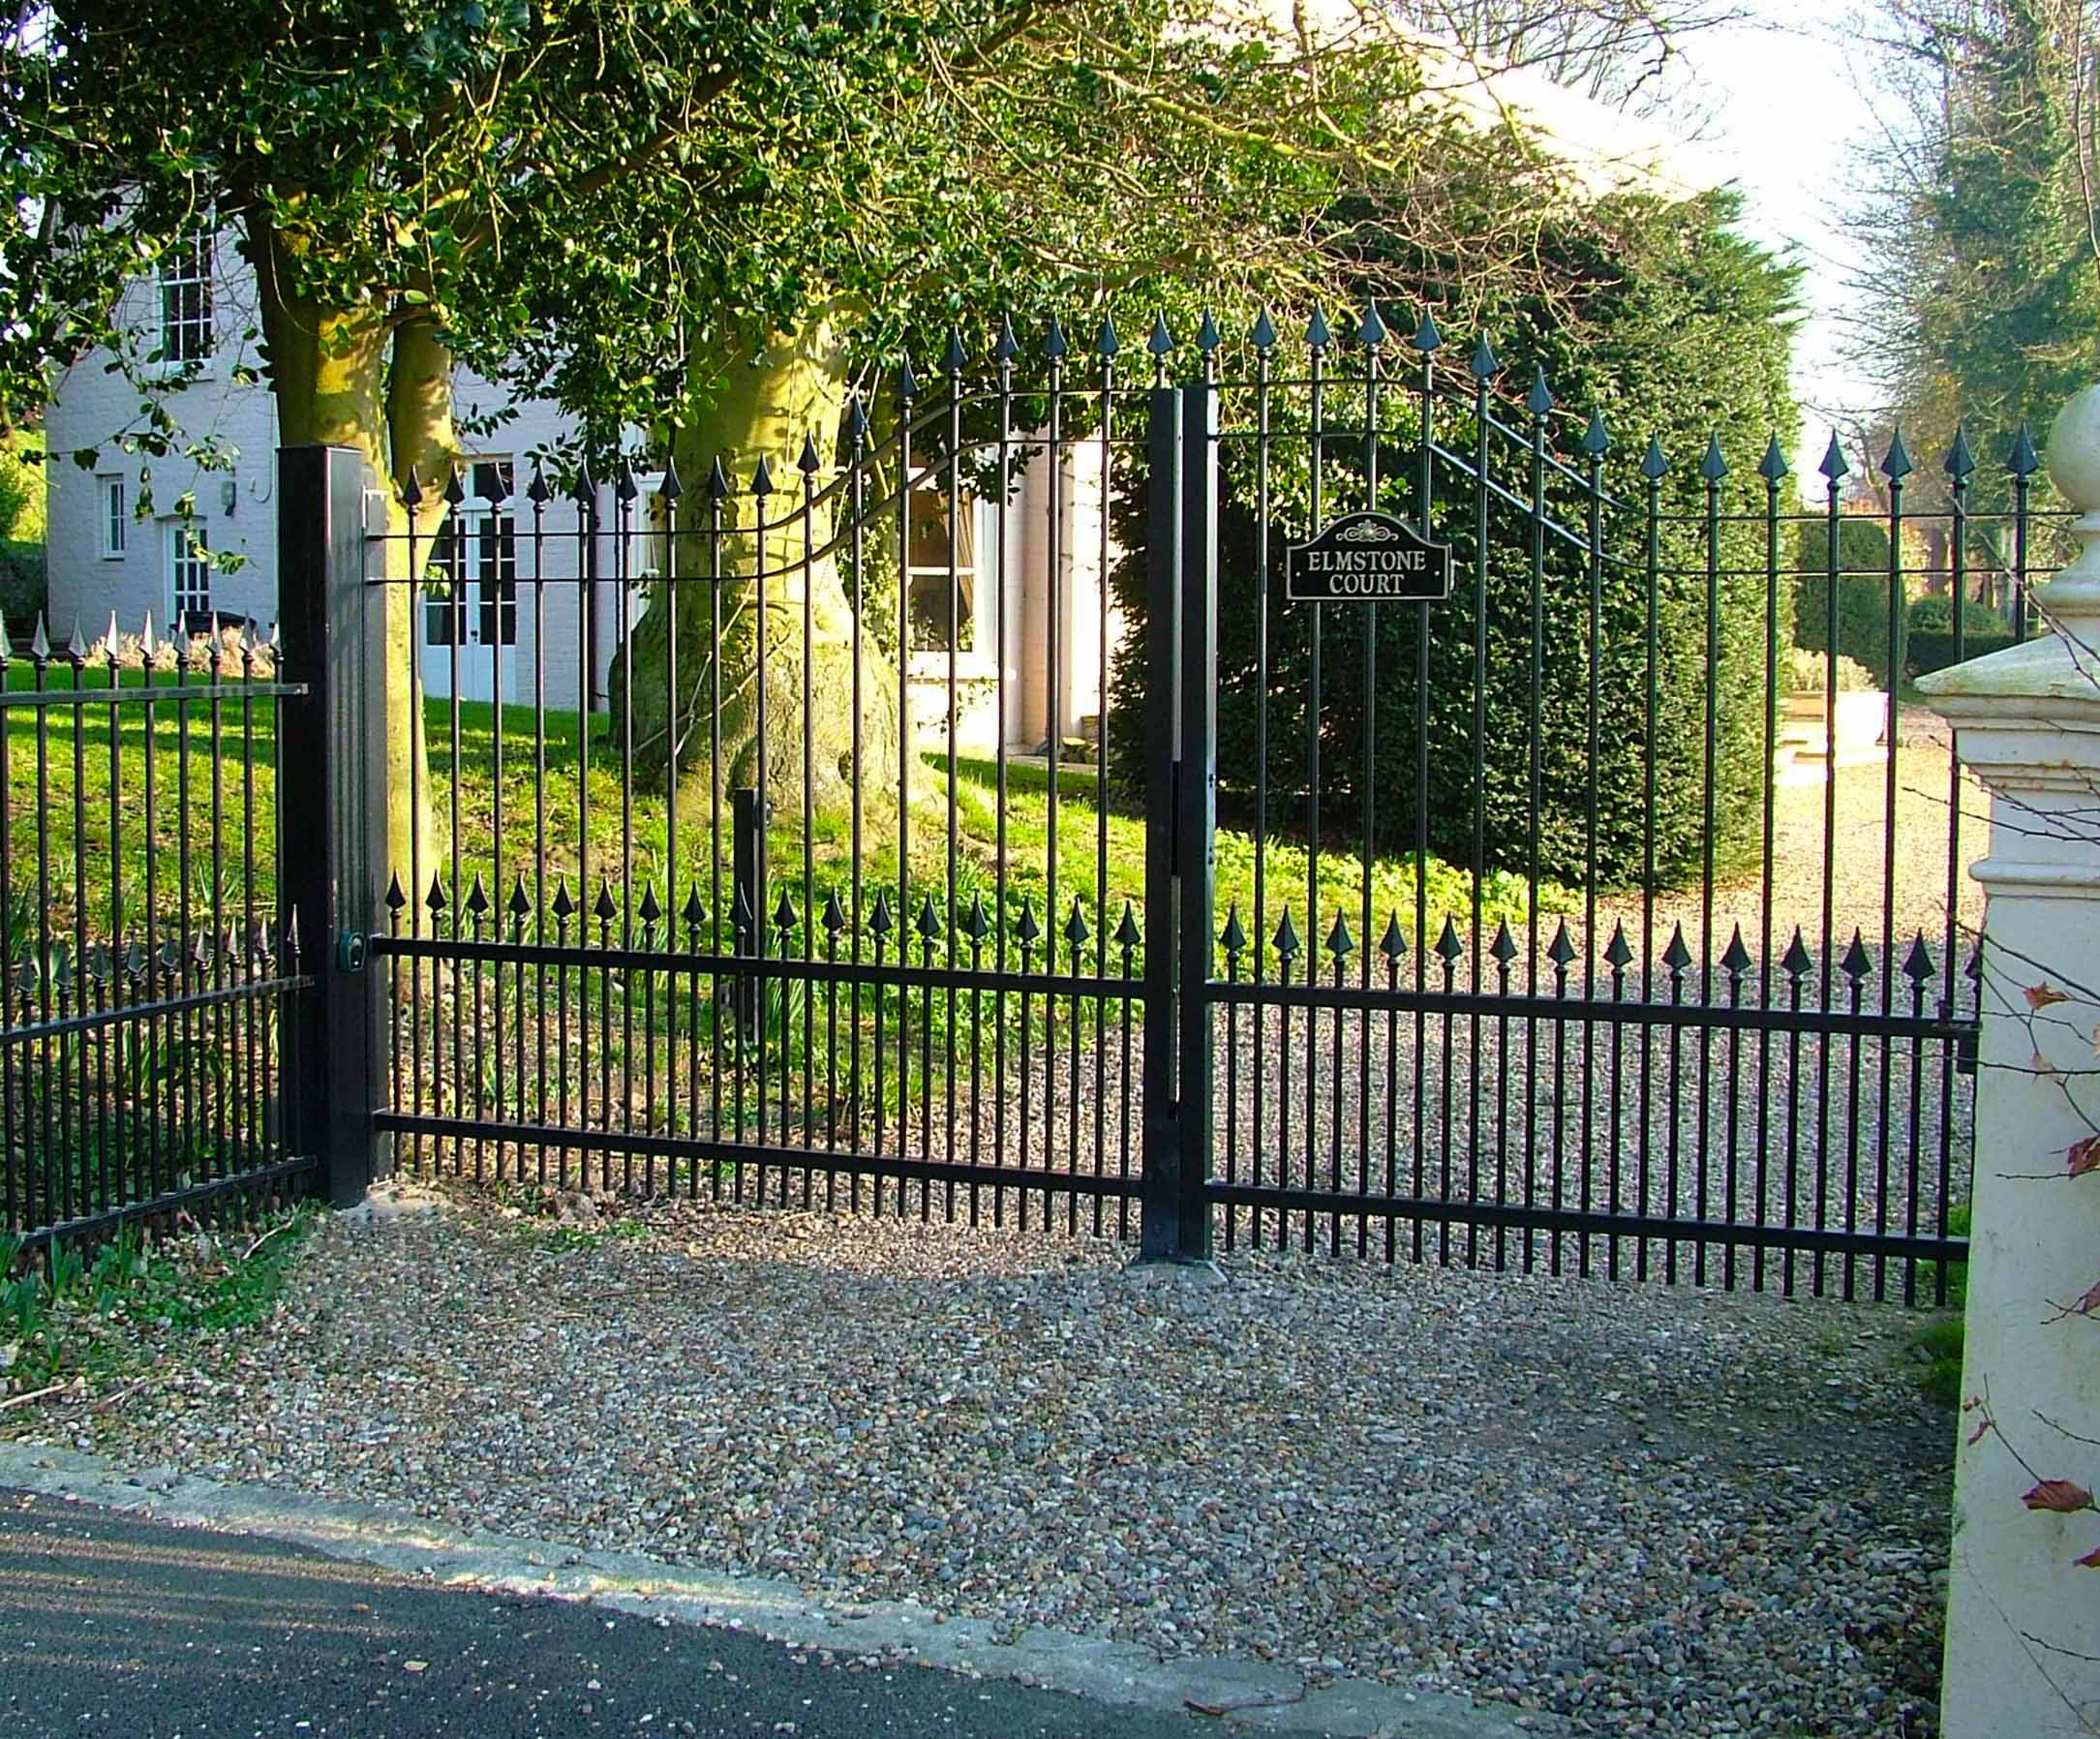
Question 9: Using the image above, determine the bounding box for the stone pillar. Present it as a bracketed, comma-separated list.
[1920, 385, 2100, 1737]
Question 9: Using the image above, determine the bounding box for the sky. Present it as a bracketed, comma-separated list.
[1666, 0, 1888, 473]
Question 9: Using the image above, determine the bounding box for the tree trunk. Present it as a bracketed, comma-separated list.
[609, 318, 903, 835]
[252, 219, 462, 918]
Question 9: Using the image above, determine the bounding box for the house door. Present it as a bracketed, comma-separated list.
[420, 460, 519, 706]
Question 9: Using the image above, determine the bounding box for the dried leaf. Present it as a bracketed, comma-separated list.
[2028, 984, 2072, 1011]
[2034, 1050, 2064, 1084]
[2078, 1543, 2100, 1569]
[2091, 1022, 2100, 1058]
[2070, 1136, 2100, 1179]
[2024, 1480, 2095, 1513]
[2072, 1277, 2100, 1317]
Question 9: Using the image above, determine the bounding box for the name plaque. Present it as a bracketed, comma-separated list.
[1286, 512, 1451, 602]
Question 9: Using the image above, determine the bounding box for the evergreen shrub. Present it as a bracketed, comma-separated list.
[1791, 518, 1902, 686]
[1107, 192, 1798, 892]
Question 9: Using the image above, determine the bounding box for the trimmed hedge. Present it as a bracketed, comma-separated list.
[1907, 593, 2004, 636]
[0, 540, 42, 629]
[1105, 194, 1798, 893]
[1792, 519, 1902, 687]
[1907, 629, 2020, 675]
[1180, 476, 1771, 892]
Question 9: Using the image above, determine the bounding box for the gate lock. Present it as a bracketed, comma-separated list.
[338, 931, 368, 974]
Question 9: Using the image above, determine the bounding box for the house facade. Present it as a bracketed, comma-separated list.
[43, 246, 1121, 753]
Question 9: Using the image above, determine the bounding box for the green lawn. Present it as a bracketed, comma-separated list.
[413, 701, 1565, 975]
[0, 673, 1575, 1167]
[0, 662, 283, 954]
[2, 674, 1565, 975]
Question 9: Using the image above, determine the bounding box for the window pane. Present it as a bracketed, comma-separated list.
[427, 526, 463, 587]
[477, 581, 518, 647]
[169, 524, 210, 622]
[478, 513, 516, 584]
[907, 571, 975, 652]
[158, 239, 214, 363]
[907, 488, 952, 569]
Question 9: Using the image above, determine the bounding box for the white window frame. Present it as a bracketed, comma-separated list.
[422, 460, 518, 649]
[98, 477, 126, 559]
[905, 486, 997, 679]
[632, 473, 672, 578]
[157, 237, 215, 368]
[167, 522, 211, 625]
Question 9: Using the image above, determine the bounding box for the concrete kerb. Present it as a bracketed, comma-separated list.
[0, 1438, 1523, 1739]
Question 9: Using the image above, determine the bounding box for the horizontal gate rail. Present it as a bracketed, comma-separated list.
[375, 1112, 1141, 1201]
[25, 1156, 319, 1253]
[372, 933, 1136, 1001]
[1208, 979, 1973, 1042]
[0, 679, 311, 711]
[1202, 1181, 1965, 1264]
[3, 971, 314, 1050]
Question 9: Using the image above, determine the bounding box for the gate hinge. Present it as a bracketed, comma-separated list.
[1938, 1000, 1979, 1076]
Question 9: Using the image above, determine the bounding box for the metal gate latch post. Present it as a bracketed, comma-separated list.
[337, 931, 368, 973]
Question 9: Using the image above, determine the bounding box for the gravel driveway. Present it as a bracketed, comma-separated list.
[7, 1197, 1953, 1739]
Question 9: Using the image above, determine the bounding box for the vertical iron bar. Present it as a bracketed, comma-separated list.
[1305, 330, 1324, 1244]
[1140, 381, 1185, 1263]
[1694, 449, 1720, 1286]
[1472, 355, 1492, 1272]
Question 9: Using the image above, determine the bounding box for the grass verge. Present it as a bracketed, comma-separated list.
[1915, 1201, 1971, 1404]
[0, 1200, 319, 1406]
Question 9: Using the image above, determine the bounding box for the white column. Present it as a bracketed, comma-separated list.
[1921, 384, 2100, 1737]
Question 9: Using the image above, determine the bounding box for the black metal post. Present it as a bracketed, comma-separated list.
[277, 445, 387, 1205]
[732, 786, 764, 1042]
[1176, 381, 1218, 1262]
[1141, 385, 1188, 1261]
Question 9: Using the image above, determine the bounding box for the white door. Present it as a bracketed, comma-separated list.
[420, 461, 519, 706]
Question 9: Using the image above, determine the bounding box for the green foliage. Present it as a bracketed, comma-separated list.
[1906, 593, 2005, 635]
[0, 0, 1523, 454]
[1790, 518, 1902, 686]
[1916, 1202, 1972, 1403]
[1908, 628, 2023, 676]
[0, 432, 43, 544]
[0, 540, 44, 626]
[1847, 0, 2097, 532]
[1109, 191, 1799, 892]
[1, 1207, 317, 1399]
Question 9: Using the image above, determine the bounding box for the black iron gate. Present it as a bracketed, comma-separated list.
[1143, 328, 1993, 1306]
[283, 311, 2007, 1301]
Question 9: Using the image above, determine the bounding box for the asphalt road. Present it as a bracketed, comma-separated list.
[0, 1490, 1217, 1739]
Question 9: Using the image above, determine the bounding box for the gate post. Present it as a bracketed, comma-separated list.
[1918, 386, 2100, 1735]
[278, 445, 389, 1206]
[1139, 386, 1184, 1259]
[1176, 381, 1218, 1262]
[1139, 382, 1216, 1264]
